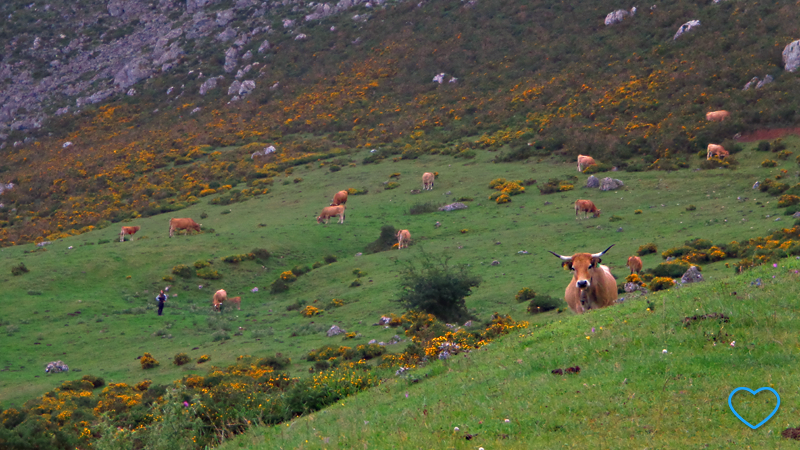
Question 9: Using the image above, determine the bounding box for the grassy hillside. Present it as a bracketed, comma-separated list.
[3, 0, 800, 244]
[222, 258, 800, 449]
[2, 134, 800, 448]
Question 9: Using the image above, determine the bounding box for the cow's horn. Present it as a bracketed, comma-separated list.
[591, 244, 615, 258]
[547, 250, 572, 262]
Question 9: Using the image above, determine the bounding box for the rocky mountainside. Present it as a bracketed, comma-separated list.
[0, 0, 380, 140]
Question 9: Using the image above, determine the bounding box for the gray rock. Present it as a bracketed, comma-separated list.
[368, 339, 377, 344]
[224, 47, 238, 73]
[77, 89, 115, 107]
[783, 40, 800, 72]
[743, 76, 759, 91]
[617, 227, 623, 232]
[186, 0, 211, 13]
[624, 282, 642, 293]
[674, 20, 700, 40]
[241, 50, 253, 61]
[295, 33, 307, 40]
[258, 40, 271, 53]
[126, 88, 136, 96]
[283, 18, 295, 28]
[199, 77, 220, 95]
[681, 266, 704, 284]
[217, 27, 237, 42]
[600, 177, 624, 191]
[227, 80, 241, 96]
[326, 325, 344, 336]
[490, 260, 500, 266]
[438, 202, 468, 212]
[586, 175, 599, 188]
[756, 74, 774, 89]
[233, 34, 249, 47]
[114, 58, 152, 89]
[753, 181, 760, 190]
[604, 9, 629, 26]
[239, 80, 255, 96]
[792, 212, 800, 218]
[215, 9, 233, 26]
[108, 0, 126, 16]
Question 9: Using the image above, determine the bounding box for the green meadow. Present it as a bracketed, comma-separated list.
[1, 138, 799, 447]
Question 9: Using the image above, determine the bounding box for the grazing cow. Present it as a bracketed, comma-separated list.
[396, 229, 411, 249]
[627, 256, 643, 275]
[577, 155, 597, 172]
[212, 289, 227, 311]
[422, 172, 435, 190]
[575, 199, 601, 219]
[705, 110, 730, 122]
[706, 144, 729, 160]
[317, 205, 345, 224]
[119, 226, 141, 242]
[330, 190, 349, 206]
[548, 245, 618, 314]
[227, 296, 242, 311]
[169, 218, 202, 237]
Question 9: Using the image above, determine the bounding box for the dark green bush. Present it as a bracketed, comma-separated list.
[365, 225, 399, 254]
[251, 248, 271, 260]
[637, 243, 657, 256]
[343, 344, 386, 361]
[257, 353, 291, 370]
[81, 374, 105, 388]
[270, 279, 290, 294]
[647, 261, 694, 278]
[757, 141, 771, 152]
[395, 254, 480, 323]
[171, 264, 193, 278]
[11, 262, 28, 276]
[685, 238, 713, 250]
[324, 254, 338, 264]
[173, 353, 191, 366]
[409, 202, 442, 215]
[527, 294, 564, 314]
[291, 265, 311, 276]
[515, 287, 536, 303]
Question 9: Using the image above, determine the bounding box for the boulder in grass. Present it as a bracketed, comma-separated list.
[327, 325, 345, 337]
[45, 360, 69, 373]
[438, 202, 468, 212]
[681, 266, 704, 284]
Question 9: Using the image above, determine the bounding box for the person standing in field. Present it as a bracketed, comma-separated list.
[156, 290, 168, 316]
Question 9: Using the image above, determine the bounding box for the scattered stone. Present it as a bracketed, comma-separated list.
[604, 9, 629, 26]
[215, 10, 234, 27]
[490, 260, 500, 266]
[775, 217, 782, 221]
[45, 360, 69, 373]
[199, 76, 220, 95]
[250, 145, 275, 159]
[586, 175, 599, 188]
[190, 107, 201, 115]
[368, 339, 377, 344]
[792, 212, 800, 218]
[410, 189, 421, 194]
[126, 88, 136, 96]
[295, 33, 307, 40]
[753, 181, 760, 189]
[239, 80, 256, 96]
[544, 201, 552, 205]
[327, 325, 345, 337]
[681, 313, 729, 326]
[624, 282, 641, 293]
[375, 316, 392, 326]
[114, 58, 152, 89]
[241, 50, 253, 61]
[224, 47, 239, 73]
[438, 202, 468, 212]
[62, 142, 73, 148]
[617, 227, 624, 232]
[783, 40, 800, 72]
[681, 266, 704, 284]
[756, 74, 774, 89]
[600, 177, 624, 191]
[674, 20, 700, 40]
[228, 80, 242, 96]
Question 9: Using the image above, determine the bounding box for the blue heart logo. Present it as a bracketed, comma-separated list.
[728, 387, 780, 429]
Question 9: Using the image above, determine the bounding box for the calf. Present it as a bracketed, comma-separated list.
[422, 172, 435, 190]
[396, 229, 411, 249]
[627, 256, 643, 275]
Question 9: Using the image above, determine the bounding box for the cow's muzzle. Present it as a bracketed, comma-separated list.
[576, 280, 589, 289]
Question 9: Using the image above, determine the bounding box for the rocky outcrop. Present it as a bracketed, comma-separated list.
[216, 9, 234, 26]
[258, 40, 271, 53]
[756, 75, 774, 89]
[681, 266, 704, 284]
[114, 58, 152, 89]
[199, 76, 222, 95]
[604, 9, 629, 26]
[227, 80, 242, 96]
[600, 177, 624, 191]
[674, 20, 700, 40]
[438, 202, 468, 211]
[327, 325, 345, 337]
[783, 40, 800, 72]
[586, 175, 599, 188]
[239, 80, 256, 96]
[224, 47, 238, 73]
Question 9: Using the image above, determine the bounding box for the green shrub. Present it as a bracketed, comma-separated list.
[194, 260, 210, 269]
[583, 163, 612, 174]
[343, 344, 386, 361]
[172, 264, 193, 278]
[81, 374, 105, 388]
[173, 353, 191, 366]
[385, 181, 400, 190]
[757, 141, 771, 152]
[11, 263, 28, 276]
[685, 205, 696, 211]
[270, 279, 290, 294]
[649, 277, 676, 292]
[251, 248, 271, 260]
[349, 279, 362, 287]
[637, 243, 657, 256]
[777, 150, 793, 160]
[409, 202, 442, 215]
[140, 352, 159, 369]
[515, 287, 536, 303]
[661, 246, 694, 259]
[648, 261, 695, 278]
[212, 331, 230, 341]
[312, 261, 324, 269]
[685, 238, 713, 250]
[609, 215, 623, 222]
[324, 254, 338, 264]
[762, 159, 778, 168]
[772, 139, 787, 152]
[396, 254, 480, 323]
[291, 265, 311, 276]
[221, 253, 255, 263]
[196, 268, 221, 279]
[257, 353, 291, 369]
[527, 294, 564, 314]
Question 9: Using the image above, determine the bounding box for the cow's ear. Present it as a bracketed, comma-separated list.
[592, 257, 602, 266]
[561, 261, 573, 270]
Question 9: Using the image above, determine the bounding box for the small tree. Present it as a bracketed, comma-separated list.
[396, 253, 480, 323]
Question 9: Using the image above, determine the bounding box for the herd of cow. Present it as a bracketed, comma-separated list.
[121, 110, 729, 315]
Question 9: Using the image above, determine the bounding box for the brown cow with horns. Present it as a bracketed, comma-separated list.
[548, 245, 618, 314]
